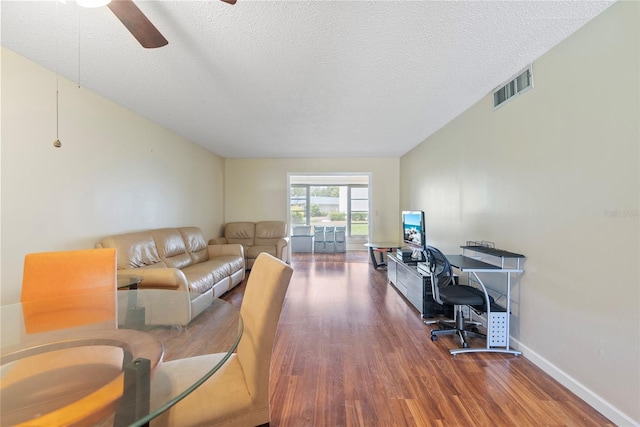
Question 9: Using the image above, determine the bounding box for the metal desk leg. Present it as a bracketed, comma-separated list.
[449, 272, 521, 356]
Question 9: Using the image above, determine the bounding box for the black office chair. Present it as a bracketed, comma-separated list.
[425, 245, 493, 349]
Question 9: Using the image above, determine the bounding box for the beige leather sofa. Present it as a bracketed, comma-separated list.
[209, 221, 289, 269]
[96, 227, 245, 325]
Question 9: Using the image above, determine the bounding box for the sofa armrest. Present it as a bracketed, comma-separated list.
[207, 243, 244, 259]
[277, 237, 289, 250]
[276, 237, 289, 259]
[118, 268, 188, 292]
[208, 237, 229, 245]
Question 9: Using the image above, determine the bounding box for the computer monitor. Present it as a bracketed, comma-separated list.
[402, 210, 426, 260]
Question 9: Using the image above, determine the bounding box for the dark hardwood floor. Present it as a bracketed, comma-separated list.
[216, 252, 613, 426]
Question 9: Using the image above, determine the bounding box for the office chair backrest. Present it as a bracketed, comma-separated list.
[425, 245, 454, 305]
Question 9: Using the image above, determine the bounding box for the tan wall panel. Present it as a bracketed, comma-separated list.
[223, 157, 400, 243]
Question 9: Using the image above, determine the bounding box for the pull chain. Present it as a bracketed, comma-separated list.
[53, 0, 62, 148]
[54, 84, 61, 147]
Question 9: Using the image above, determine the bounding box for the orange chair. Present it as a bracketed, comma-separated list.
[20, 248, 118, 333]
[3, 248, 124, 426]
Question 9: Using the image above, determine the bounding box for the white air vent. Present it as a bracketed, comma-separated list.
[493, 66, 533, 109]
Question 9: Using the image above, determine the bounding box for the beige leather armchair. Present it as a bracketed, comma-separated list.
[209, 221, 289, 269]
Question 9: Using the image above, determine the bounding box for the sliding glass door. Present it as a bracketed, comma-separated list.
[289, 175, 371, 249]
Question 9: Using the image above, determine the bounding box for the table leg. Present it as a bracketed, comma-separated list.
[369, 248, 390, 269]
[114, 357, 151, 427]
[368, 247, 380, 268]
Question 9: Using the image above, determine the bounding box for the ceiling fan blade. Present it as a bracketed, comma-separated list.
[219, 0, 237, 4]
[107, 0, 168, 49]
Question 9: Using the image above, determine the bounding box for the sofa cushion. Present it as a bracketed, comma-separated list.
[246, 245, 277, 260]
[254, 221, 287, 246]
[215, 255, 246, 275]
[152, 228, 193, 269]
[224, 222, 256, 247]
[201, 257, 232, 284]
[181, 263, 216, 295]
[99, 231, 162, 270]
[179, 227, 209, 264]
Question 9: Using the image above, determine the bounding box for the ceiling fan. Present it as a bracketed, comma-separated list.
[79, 0, 236, 49]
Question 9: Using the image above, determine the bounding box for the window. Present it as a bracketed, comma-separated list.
[348, 186, 369, 237]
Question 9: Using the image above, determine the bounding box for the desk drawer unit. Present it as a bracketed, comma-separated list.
[403, 271, 423, 313]
[392, 256, 422, 313]
[394, 265, 409, 298]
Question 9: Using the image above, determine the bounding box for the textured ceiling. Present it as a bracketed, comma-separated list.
[1, 1, 615, 158]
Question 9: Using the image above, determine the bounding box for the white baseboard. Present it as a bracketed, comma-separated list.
[511, 338, 638, 427]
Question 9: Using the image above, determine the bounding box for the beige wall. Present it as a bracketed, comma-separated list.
[1, 48, 226, 304]
[400, 2, 639, 425]
[223, 158, 400, 242]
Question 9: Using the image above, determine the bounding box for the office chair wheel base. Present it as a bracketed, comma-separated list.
[431, 335, 438, 341]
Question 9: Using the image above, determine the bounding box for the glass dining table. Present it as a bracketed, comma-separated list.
[0, 288, 243, 426]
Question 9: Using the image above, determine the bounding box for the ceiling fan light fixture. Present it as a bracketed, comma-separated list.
[77, 0, 111, 8]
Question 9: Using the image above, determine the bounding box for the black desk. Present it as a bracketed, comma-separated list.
[444, 250, 523, 356]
